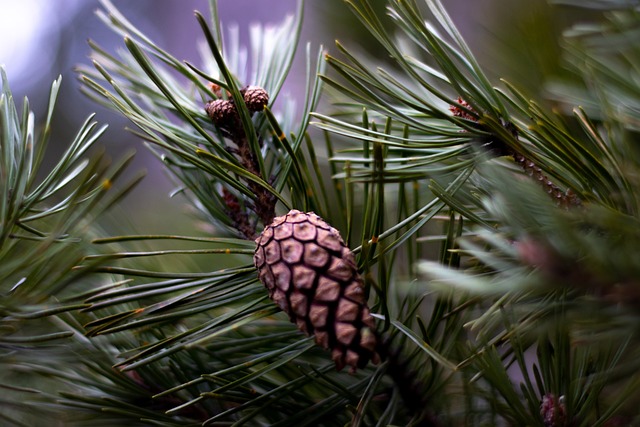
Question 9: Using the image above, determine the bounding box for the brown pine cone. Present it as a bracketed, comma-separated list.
[254, 209, 381, 371]
[205, 99, 238, 130]
[241, 86, 269, 112]
[540, 394, 568, 427]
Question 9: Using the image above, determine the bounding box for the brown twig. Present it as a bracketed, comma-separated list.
[450, 97, 582, 208]
[205, 85, 276, 238]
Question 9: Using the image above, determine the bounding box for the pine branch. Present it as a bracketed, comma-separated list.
[0, 67, 139, 425]
[317, 0, 640, 424]
[4, 0, 637, 425]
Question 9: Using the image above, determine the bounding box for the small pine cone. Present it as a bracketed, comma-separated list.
[242, 86, 269, 112]
[205, 99, 237, 129]
[540, 394, 568, 427]
[254, 209, 381, 371]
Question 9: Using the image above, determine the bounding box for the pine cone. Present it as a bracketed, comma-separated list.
[254, 209, 381, 371]
[205, 99, 237, 129]
[241, 86, 269, 112]
[540, 394, 568, 427]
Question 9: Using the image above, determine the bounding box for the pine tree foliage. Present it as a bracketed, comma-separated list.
[0, 68, 140, 425]
[72, 0, 410, 425]
[3, 0, 640, 425]
[71, 0, 468, 424]
[315, 0, 640, 425]
[319, 0, 640, 424]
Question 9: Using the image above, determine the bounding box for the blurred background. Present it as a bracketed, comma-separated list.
[0, 0, 570, 234]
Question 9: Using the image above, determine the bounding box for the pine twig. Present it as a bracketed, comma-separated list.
[205, 85, 275, 239]
[450, 97, 582, 209]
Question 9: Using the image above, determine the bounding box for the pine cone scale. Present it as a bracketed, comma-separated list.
[316, 277, 340, 301]
[293, 222, 316, 240]
[280, 239, 303, 264]
[303, 243, 329, 268]
[292, 265, 315, 289]
[336, 299, 359, 322]
[273, 222, 293, 240]
[309, 304, 329, 327]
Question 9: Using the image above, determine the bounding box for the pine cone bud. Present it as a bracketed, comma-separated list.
[449, 96, 476, 121]
[242, 85, 269, 112]
[205, 99, 237, 129]
[540, 394, 568, 427]
[254, 209, 381, 371]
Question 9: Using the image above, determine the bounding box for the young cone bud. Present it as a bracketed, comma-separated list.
[540, 394, 568, 427]
[254, 209, 381, 371]
[242, 85, 269, 112]
[205, 99, 237, 129]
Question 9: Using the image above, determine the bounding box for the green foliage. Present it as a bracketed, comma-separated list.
[0, 67, 139, 425]
[70, 0, 413, 425]
[3, 0, 640, 425]
[313, 0, 640, 424]
[69, 0, 472, 424]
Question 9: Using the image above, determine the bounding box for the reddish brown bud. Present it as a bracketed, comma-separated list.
[540, 394, 568, 427]
[205, 99, 238, 129]
[449, 96, 476, 121]
[242, 85, 269, 112]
